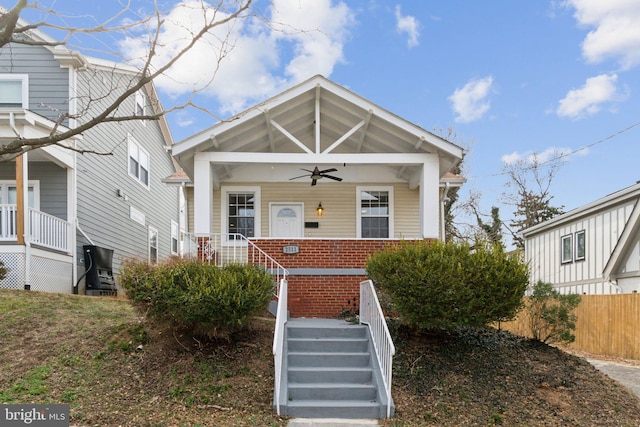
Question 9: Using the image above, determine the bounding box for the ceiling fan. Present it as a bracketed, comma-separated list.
[289, 166, 343, 186]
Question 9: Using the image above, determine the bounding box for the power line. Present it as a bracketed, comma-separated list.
[467, 119, 640, 179]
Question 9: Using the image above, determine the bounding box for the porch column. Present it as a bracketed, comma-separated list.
[419, 154, 440, 239]
[16, 153, 30, 289]
[193, 154, 212, 235]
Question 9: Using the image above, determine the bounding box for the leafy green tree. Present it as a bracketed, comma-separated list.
[528, 280, 581, 345]
[366, 240, 529, 330]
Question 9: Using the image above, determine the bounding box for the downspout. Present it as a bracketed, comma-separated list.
[440, 182, 451, 241]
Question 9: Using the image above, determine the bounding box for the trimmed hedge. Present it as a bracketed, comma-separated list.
[366, 240, 529, 330]
[120, 259, 275, 337]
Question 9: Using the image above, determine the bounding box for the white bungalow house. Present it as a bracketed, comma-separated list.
[171, 75, 465, 317]
[522, 181, 640, 294]
[1, 23, 181, 294]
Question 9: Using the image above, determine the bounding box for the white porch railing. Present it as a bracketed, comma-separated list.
[272, 278, 288, 415]
[0, 204, 17, 241]
[0, 205, 71, 253]
[360, 279, 396, 418]
[181, 232, 288, 290]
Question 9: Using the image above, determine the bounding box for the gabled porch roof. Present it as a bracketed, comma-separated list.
[172, 75, 464, 187]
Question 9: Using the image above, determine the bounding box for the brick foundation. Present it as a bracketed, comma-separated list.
[253, 239, 408, 318]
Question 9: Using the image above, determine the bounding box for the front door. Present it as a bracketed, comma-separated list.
[270, 203, 303, 237]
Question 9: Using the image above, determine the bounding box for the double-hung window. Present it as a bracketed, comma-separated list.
[170, 220, 179, 255]
[575, 230, 586, 261]
[221, 186, 261, 243]
[357, 186, 393, 238]
[0, 74, 29, 109]
[128, 135, 150, 188]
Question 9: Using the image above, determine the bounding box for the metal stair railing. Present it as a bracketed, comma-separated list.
[359, 279, 396, 418]
[272, 278, 288, 415]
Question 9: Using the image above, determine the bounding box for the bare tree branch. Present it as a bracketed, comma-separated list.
[0, 0, 253, 161]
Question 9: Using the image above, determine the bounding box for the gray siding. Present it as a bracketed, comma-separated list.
[74, 68, 179, 272]
[0, 42, 69, 122]
[0, 161, 67, 220]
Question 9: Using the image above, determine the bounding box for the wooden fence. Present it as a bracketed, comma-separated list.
[499, 293, 640, 360]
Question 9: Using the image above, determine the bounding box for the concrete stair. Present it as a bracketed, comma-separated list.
[279, 319, 393, 419]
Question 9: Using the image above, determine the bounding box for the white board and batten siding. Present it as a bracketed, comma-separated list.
[524, 187, 640, 295]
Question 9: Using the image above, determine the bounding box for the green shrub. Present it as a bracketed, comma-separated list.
[528, 280, 581, 344]
[365, 240, 529, 330]
[119, 259, 275, 338]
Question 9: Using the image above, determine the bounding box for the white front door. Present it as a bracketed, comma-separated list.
[270, 203, 303, 237]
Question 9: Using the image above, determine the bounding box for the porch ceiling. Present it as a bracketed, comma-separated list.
[173, 75, 464, 184]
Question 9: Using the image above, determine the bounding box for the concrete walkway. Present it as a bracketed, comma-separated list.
[587, 358, 640, 398]
[287, 419, 378, 427]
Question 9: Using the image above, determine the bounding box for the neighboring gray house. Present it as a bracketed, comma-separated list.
[0, 24, 181, 294]
[523, 181, 640, 294]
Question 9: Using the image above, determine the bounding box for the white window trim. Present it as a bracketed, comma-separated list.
[0, 180, 40, 210]
[171, 220, 179, 255]
[0, 74, 29, 109]
[356, 186, 394, 239]
[220, 186, 261, 245]
[561, 233, 573, 264]
[127, 135, 150, 189]
[149, 226, 158, 264]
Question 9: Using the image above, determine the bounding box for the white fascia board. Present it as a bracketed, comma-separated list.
[193, 151, 433, 165]
[523, 182, 640, 237]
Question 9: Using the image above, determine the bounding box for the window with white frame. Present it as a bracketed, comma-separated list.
[149, 227, 158, 264]
[575, 230, 586, 261]
[561, 234, 573, 264]
[0, 74, 29, 108]
[357, 186, 393, 238]
[221, 186, 261, 242]
[0, 181, 39, 209]
[128, 135, 150, 188]
[171, 220, 179, 255]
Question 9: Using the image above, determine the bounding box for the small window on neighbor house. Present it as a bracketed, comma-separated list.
[561, 234, 573, 264]
[171, 220, 179, 255]
[149, 227, 158, 264]
[134, 90, 146, 116]
[0, 74, 29, 108]
[575, 230, 586, 261]
[128, 136, 150, 188]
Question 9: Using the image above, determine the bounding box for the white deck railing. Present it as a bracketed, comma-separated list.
[272, 278, 288, 415]
[0, 205, 71, 253]
[360, 279, 396, 418]
[28, 208, 71, 252]
[181, 232, 288, 291]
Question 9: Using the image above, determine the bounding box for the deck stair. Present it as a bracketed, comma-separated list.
[281, 318, 393, 419]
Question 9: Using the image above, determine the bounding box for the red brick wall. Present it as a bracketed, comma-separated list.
[252, 239, 404, 317]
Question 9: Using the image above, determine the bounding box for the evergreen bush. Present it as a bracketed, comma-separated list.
[120, 259, 274, 338]
[527, 280, 581, 344]
[365, 240, 529, 330]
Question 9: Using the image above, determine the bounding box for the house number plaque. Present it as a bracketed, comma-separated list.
[282, 245, 300, 255]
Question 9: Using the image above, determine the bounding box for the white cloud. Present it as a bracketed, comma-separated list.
[556, 73, 624, 119]
[448, 76, 494, 123]
[564, 0, 640, 69]
[394, 5, 420, 48]
[118, 0, 354, 114]
[501, 147, 582, 165]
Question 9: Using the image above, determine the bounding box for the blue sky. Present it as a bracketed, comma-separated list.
[14, 0, 640, 237]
